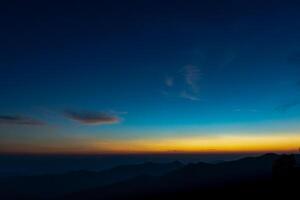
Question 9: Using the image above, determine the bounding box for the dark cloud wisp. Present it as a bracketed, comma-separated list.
[274, 100, 300, 113]
[63, 110, 121, 125]
[0, 115, 45, 125]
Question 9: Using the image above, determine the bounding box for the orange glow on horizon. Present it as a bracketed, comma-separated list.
[86, 133, 300, 154]
[1, 133, 300, 155]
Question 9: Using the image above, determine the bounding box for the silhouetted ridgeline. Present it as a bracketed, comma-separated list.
[0, 153, 299, 200]
[0, 154, 249, 176]
[0, 161, 183, 199]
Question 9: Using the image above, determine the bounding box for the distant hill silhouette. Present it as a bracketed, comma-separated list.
[0, 153, 299, 200]
[64, 153, 288, 200]
[0, 161, 183, 199]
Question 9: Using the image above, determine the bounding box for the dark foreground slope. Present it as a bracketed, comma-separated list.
[64, 153, 300, 200]
[0, 161, 183, 199]
[0, 154, 299, 200]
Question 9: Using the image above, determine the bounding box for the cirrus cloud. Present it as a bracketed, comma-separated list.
[180, 65, 202, 101]
[162, 65, 202, 101]
[165, 76, 174, 87]
[180, 91, 200, 101]
[183, 65, 202, 94]
[274, 100, 300, 113]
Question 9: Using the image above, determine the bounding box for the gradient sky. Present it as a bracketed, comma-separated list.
[1, 0, 300, 154]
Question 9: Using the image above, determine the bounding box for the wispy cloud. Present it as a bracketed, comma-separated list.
[274, 100, 300, 113]
[180, 91, 200, 101]
[63, 110, 121, 125]
[162, 65, 202, 101]
[0, 115, 45, 126]
[179, 65, 202, 100]
[233, 108, 259, 113]
[183, 65, 202, 93]
[108, 110, 128, 115]
[165, 76, 174, 87]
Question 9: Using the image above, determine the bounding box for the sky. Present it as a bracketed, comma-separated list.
[1, 0, 300, 154]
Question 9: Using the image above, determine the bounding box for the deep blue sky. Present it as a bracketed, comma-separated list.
[1, 0, 300, 154]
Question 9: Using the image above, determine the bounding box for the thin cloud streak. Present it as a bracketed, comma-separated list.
[274, 100, 300, 113]
[233, 109, 259, 113]
[63, 110, 121, 125]
[0, 115, 45, 126]
[184, 65, 202, 93]
[165, 76, 174, 87]
[180, 91, 200, 101]
[162, 65, 202, 101]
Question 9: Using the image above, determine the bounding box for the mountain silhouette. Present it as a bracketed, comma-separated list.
[0, 153, 299, 200]
[0, 161, 183, 199]
[64, 153, 300, 200]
